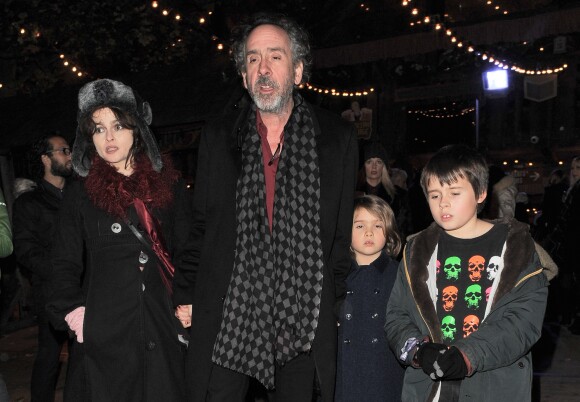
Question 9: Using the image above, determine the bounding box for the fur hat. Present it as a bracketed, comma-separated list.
[72, 79, 162, 177]
[363, 141, 388, 164]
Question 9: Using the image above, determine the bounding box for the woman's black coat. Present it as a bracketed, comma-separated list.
[47, 179, 191, 402]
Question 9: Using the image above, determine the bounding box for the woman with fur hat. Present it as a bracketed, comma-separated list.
[46, 79, 190, 401]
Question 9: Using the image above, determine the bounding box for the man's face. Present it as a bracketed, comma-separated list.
[241, 24, 303, 114]
[47, 136, 72, 178]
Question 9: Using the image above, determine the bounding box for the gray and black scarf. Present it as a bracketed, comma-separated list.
[212, 94, 324, 389]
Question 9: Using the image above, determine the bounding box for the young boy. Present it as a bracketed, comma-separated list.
[385, 144, 555, 402]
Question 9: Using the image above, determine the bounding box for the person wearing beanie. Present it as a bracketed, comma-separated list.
[357, 142, 412, 239]
[45, 79, 191, 401]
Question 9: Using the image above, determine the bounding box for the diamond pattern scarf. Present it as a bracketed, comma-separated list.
[211, 95, 324, 389]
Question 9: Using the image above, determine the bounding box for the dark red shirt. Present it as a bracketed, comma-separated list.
[256, 111, 283, 232]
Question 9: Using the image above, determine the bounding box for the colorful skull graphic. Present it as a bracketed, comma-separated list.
[441, 315, 457, 341]
[442, 285, 459, 312]
[463, 315, 480, 338]
[486, 256, 503, 281]
[468, 255, 485, 282]
[465, 284, 482, 309]
[443, 256, 461, 281]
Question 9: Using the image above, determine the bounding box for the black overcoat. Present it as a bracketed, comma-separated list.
[335, 252, 404, 402]
[46, 179, 191, 402]
[173, 93, 358, 402]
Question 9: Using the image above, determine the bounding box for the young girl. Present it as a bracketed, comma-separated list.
[335, 195, 405, 402]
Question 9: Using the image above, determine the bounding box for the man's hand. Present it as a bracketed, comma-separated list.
[175, 304, 192, 328]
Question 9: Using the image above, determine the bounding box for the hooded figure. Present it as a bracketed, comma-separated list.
[46, 79, 191, 402]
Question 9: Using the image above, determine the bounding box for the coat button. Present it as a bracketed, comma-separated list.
[371, 338, 378, 344]
[345, 313, 352, 320]
[343, 338, 350, 344]
[146, 341, 156, 351]
[220, 295, 225, 302]
[139, 251, 149, 264]
[111, 223, 122, 233]
[373, 288, 380, 294]
[518, 362, 525, 368]
[346, 290, 354, 295]
[371, 313, 379, 319]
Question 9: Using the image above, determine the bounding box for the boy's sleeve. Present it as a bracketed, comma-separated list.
[385, 255, 426, 365]
[453, 264, 548, 373]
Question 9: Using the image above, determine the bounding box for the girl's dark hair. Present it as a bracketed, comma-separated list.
[78, 106, 143, 170]
[353, 195, 402, 257]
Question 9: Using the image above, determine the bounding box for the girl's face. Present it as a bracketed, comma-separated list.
[91, 107, 135, 176]
[351, 207, 387, 265]
[570, 159, 580, 186]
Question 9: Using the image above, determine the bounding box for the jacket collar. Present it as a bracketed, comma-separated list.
[405, 219, 537, 342]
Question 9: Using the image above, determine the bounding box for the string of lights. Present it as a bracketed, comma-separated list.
[408, 106, 475, 119]
[149, 1, 225, 51]
[1, 1, 219, 91]
[401, 0, 568, 75]
[298, 83, 375, 97]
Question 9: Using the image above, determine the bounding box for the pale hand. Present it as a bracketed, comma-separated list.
[65, 306, 85, 343]
[175, 304, 192, 328]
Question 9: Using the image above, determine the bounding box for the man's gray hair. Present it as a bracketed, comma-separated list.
[230, 13, 313, 84]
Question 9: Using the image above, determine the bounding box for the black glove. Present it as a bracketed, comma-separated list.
[415, 342, 447, 376]
[431, 346, 468, 380]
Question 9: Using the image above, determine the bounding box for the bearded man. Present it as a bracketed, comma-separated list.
[173, 12, 358, 402]
[13, 133, 73, 402]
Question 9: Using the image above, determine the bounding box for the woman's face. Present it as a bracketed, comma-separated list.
[571, 159, 580, 186]
[365, 158, 384, 181]
[91, 107, 135, 176]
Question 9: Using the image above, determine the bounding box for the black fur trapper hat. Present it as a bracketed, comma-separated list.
[72, 78, 162, 177]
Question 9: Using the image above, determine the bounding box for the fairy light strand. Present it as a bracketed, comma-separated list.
[402, 2, 567, 75]
[298, 83, 375, 97]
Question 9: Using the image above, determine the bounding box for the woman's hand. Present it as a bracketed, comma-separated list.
[175, 304, 192, 328]
[65, 306, 85, 343]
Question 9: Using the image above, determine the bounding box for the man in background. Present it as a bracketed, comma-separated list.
[13, 134, 72, 402]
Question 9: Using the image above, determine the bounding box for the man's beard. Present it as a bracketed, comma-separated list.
[248, 75, 294, 114]
[50, 159, 72, 178]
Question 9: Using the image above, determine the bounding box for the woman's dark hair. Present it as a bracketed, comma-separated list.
[230, 13, 312, 83]
[78, 106, 144, 170]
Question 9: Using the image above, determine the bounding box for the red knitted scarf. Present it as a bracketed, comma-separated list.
[84, 154, 180, 218]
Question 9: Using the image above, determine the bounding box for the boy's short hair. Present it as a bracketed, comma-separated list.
[353, 195, 402, 257]
[420, 144, 489, 200]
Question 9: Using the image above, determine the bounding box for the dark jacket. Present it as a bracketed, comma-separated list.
[12, 180, 62, 311]
[46, 180, 191, 402]
[172, 93, 358, 402]
[385, 219, 554, 402]
[336, 252, 404, 402]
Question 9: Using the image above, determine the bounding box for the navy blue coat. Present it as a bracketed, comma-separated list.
[336, 251, 404, 402]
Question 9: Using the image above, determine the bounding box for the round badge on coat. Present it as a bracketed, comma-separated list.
[111, 223, 122, 233]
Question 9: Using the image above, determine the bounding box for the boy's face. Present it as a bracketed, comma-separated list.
[426, 174, 486, 239]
